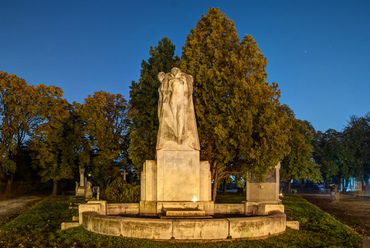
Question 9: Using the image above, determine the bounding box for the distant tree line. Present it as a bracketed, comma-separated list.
[1, 7, 368, 200]
[312, 113, 370, 191]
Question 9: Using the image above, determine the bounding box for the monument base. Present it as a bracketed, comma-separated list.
[75, 187, 85, 197]
[140, 200, 215, 216]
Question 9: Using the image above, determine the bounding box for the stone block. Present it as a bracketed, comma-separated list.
[228, 213, 286, 238]
[139, 201, 157, 216]
[257, 204, 284, 216]
[172, 219, 229, 240]
[157, 150, 200, 202]
[82, 213, 121, 236]
[72, 216, 79, 221]
[79, 201, 107, 224]
[214, 204, 244, 214]
[165, 209, 205, 216]
[61, 222, 79, 230]
[107, 203, 140, 215]
[141, 160, 157, 201]
[286, 221, 299, 230]
[243, 201, 258, 216]
[121, 218, 172, 239]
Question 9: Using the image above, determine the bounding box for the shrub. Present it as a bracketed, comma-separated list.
[100, 178, 140, 203]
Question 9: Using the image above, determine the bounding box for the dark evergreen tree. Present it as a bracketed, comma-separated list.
[180, 8, 291, 201]
[128, 38, 180, 171]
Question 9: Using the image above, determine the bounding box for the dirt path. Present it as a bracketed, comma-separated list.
[0, 195, 45, 226]
[301, 193, 370, 236]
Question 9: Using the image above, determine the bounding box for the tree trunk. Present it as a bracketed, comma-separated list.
[52, 180, 58, 196]
[222, 178, 227, 194]
[287, 180, 291, 193]
[212, 167, 219, 202]
[5, 174, 14, 198]
[344, 178, 349, 192]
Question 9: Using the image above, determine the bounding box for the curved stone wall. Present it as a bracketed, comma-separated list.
[82, 212, 286, 240]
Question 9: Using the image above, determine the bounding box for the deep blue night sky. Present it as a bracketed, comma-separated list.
[1, 0, 369, 132]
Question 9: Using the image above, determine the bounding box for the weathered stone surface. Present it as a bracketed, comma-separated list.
[246, 163, 281, 203]
[78, 201, 107, 224]
[214, 204, 244, 214]
[61, 222, 79, 230]
[72, 216, 79, 221]
[228, 213, 286, 238]
[141, 160, 157, 202]
[83, 213, 121, 236]
[121, 218, 173, 239]
[139, 201, 157, 216]
[156, 67, 199, 151]
[107, 203, 140, 215]
[157, 150, 200, 202]
[257, 204, 284, 216]
[286, 221, 299, 230]
[165, 209, 205, 217]
[172, 219, 229, 240]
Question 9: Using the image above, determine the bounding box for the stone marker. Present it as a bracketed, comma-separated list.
[75, 167, 86, 197]
[85, 181, 93, 200]
[121, 170, 128, 182]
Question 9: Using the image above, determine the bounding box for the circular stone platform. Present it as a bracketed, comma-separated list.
[82, 212, 286, 240]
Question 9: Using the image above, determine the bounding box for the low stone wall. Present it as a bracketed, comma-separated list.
[107, 203, 140, 215]
[81, 212, 286, 240]
[214, 203, 244, 214]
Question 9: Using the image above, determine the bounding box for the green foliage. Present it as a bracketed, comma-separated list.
[0, 71, 40, 179]
[29, 85, 77, 185]
[281, 117, 322, 183]
[100, 177, 140, 203]
[78, 91, 130, 186]
[180, 8, 291, 199]
[129, 37, 180, 172]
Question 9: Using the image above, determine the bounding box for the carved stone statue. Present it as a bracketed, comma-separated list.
[156, 67, 200, 150]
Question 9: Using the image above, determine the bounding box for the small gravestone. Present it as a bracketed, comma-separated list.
[85, 181, 93, 200]
[75, 167, 86, 197]
[121, 170, 128, 182]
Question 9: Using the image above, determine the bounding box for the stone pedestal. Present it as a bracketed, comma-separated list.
[246, 163, 281, 203]
[140, 150, 213, 216]
[245, 163, 282, 216]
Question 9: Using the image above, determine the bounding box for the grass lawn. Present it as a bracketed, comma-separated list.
[0, 194, 363, 247]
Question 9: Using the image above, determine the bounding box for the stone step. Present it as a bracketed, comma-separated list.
[164, 208, 206, 217]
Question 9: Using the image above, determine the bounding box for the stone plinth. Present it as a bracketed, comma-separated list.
[140, 150, 213, 216]
[156, 150, 201, 202]
[246, 163, 281, 204]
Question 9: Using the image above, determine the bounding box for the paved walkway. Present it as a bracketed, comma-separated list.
[0, 195, 43, 215]
[301, 193, 370, 236]
[0, 195, 45, 226]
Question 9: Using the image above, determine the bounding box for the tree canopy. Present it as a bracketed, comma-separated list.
[180, 7, 291, 200]
[129, 37, 180, 172]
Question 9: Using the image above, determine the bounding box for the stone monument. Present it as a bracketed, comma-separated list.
[75, 166, 86, 197]
[140, 67, 213, 216]
[244, 163, 283, 215]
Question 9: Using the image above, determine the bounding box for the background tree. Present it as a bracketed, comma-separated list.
[0, 72, 40, 197]
[79, 91, 129, 188]
[280, 115, 322, 192]
[129, 37, 180, 172]
[342, 114, 370, 188]
[180, 7, 291, 201]
[29, 85, 75, 195]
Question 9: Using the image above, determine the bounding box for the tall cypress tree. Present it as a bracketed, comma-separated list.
[180, 7, 291, 200]
[129, 38, 180, 171]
